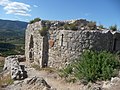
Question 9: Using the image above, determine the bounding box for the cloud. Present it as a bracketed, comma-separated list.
[0, 0, 31, 16]
[0, 0, 9, 6]
[33, 5, 38, 8]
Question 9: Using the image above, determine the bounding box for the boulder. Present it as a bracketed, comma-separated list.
[24, 76, 50, 88]
[3, 55, 27, 80]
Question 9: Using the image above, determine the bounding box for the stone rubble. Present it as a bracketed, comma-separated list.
[102, 77, 120, 90]
[3, 55, 27, 80]
[6, 76, 56, 90]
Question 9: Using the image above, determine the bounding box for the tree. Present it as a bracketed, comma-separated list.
[109, 25, 117, 31]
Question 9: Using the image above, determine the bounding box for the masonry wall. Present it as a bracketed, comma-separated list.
[25, 21, 120, 68]
[48, 30, 113, 68]
[25, 22, 43, 66]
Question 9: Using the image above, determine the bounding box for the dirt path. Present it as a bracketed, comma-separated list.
[26, 67, 84, 90]
[5, 61, 120, 90]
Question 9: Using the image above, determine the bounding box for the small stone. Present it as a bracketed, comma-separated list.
[43, 87, 49, 90]
[111, 77, 120, 84]
[102, 81, 111, 89]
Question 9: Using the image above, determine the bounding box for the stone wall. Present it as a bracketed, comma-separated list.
[25, 20, 120, 68]
[25, 22, 43, 67]
[48, 30, 113, 68]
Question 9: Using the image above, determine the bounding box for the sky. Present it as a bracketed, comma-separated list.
[0, 0, 120, 29]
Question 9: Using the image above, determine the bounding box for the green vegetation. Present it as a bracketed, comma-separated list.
[63, 23, 78, 30]
[109, 25, 118, 31]
[0, 59, 4, 72]
[59, 50, 120, 84]
[29, 18, 41, 24]
[0, 19, 26, 57]
[99, 25, 104, 29]
[0, 19, 27, 31]
[0, 30, 25, 55]
[69, 23, 78, 30]
[39, 26, 48, 36]
[63, 20, 97, 30]
[63, 24, 70, 30]
[31, 64, 41, 71]
[0, 42, 24, 57]
[0, 73, 14, 88]
[87, 21, 96, 30]
[59, 64, 73, 78]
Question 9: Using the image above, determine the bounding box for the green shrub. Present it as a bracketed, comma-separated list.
[109, 25, 117, 31]
[59, 64, 73, 78]
[34, 18, 41, 22]
[74, 50, 120, 82]
[63, 24, 70, 30]
[29, 20, 34, 24]
[69, 23, 78, 30]
[60, 50, 120, 83]
[63, 23, 78, 30]
[87, 21, 96, 30]
[29, 18, 41, 24]
[39, 27, 48, 36]
[99, 25, 104, 29]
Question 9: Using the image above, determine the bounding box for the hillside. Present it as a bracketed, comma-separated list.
[0, 19, 28, 56]
[0, 19, 27, 40]
[0, 19, 27, 31]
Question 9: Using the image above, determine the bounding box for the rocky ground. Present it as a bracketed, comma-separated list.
[1, 56, 120, 90]
[5, 62, 84, 90]
[0, 56, 5, 72]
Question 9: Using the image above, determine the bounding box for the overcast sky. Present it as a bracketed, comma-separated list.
[0, 0, 120, 28]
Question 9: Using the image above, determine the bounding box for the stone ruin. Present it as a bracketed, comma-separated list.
[25, 19, 120, 68]
[3, 55, 27, 80]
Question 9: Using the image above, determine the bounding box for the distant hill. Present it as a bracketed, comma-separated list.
[0, 19, 28, 31]
[0, 19, 28, 41]
[0, 19, 28, 56]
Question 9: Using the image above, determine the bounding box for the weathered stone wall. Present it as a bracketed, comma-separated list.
[48, 30, 113, 68]
[112, 32, 120, 51]
[25, 22, 43, 66]
[25, 20, 120, 68]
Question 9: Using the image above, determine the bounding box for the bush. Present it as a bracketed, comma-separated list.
[99, 25, 104, 29]
[29, 18, 41, 24]
[74, 50, 120, 82]
[39, 27, 48, 36]
[63, 23, 78, 30]
[109, 25, 117, 31]
[69, 23, 78, 30]
[63, 24, 70, 30]
[60, 50, 120, 83]
[59, 64, 73, 78]
[87, 21, 96, 30]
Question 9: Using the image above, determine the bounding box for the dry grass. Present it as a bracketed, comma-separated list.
[0, 73, 14, 88]
[0, 57, 5, 72]
[31, 64, 56, 73]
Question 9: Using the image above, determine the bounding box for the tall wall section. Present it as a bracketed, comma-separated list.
[25, 20, 120, 68]
[25, 22, 43, 66]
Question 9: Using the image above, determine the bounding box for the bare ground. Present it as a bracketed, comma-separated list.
[26, 66, 84, 90]
[2, 61, 120, 90]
